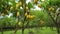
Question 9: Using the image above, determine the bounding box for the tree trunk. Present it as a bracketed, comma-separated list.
[56, 24, 60, 34]
[50, 25, 53, 30]
[14, 16, 20, 34]
[1, 28, 3, 34]
[22, 28, 24, 34]
[14, 26, 18, 34]
[1, 31, 3, 34]
[22, 0, 26, 34]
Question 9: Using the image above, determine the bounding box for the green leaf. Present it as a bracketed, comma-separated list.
[0, 0, 2, 3]
[28, 2, 33, 10]
[9, 0, 16, 7]
[6, 0, 9, 2]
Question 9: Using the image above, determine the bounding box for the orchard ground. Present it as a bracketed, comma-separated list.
[0, 27, 58, 34]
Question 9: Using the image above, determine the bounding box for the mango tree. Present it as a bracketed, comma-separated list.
[0, 0, 60, 34]
[41, 0, 60, 34]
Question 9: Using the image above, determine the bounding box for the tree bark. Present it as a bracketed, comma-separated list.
[22, 0, 26, 34]
[14, 16, 20, 34]
[1, 27, 3, 34]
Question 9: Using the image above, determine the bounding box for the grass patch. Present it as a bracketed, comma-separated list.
[0, 27, 58, 34]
